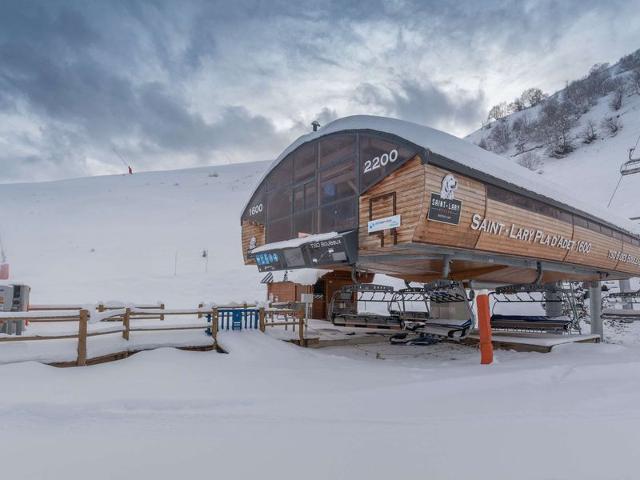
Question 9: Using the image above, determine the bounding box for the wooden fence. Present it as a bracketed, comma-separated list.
[260, 307, 306, 344]
[1, 304, 309, 366]
[0, 306, 217, 366]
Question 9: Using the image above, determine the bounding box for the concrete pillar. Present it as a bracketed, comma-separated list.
[619, 279, 633, 310]
[544, 284, 563, 317]
[589, 281, 603, 339]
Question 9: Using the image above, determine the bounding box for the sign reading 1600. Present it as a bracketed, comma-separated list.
[248, 203, 263, 216]
[363, 149, 398, 174]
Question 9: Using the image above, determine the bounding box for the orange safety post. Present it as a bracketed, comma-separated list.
[476, 292, 494, 365]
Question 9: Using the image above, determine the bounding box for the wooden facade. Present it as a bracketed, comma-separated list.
[358, 160, 640, 282]
[267, 271, 374, 320]
[241, 119, 640, 286]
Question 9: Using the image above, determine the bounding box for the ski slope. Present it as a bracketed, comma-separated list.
[0, 162, 269, 306]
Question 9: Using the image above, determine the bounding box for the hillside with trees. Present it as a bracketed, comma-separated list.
[467, 48, 640, 220]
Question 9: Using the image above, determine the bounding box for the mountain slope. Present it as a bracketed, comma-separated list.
[0, 162, 269, 305]
[467, 57, 640, 220]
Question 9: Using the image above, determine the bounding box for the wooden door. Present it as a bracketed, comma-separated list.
[369, 192, 397, 247]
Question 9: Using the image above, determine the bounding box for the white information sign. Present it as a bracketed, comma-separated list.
[367, 214, 401, 233]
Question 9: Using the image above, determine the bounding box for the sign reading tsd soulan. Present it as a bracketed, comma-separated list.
[427, 174, 462, 225]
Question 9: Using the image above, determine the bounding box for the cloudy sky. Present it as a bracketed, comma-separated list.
[1, 0, 639, 182]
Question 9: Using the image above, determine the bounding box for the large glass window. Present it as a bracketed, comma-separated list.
[293, 143, 316, 183]
[293, 210, 316, 236]
[319, 134, 356, 170]
[267, 156, 292, 191]
[319, 163, 356, 205]
[267, 217, 291, 243]
[293, 181, 316, 212]
[267, 187, 292, 221]
[320, 197, 357, 232]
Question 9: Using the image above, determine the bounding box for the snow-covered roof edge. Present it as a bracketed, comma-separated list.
[242, 115, 639, 236]
[251, 232, 339, 253]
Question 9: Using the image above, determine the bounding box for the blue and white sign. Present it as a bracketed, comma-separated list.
[367, 214, 401, 233]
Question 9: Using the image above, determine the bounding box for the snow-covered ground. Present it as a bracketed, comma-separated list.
[1, 122, 640, 478]
[1, 332, 640, 480]
[0, 162, 268, 306]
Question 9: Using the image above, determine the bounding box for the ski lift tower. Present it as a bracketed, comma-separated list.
[608, 135, 640, 308]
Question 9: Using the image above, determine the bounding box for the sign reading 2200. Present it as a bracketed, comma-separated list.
[363, 149, 398, 174]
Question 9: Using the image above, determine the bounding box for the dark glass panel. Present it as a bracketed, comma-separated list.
[293, 181, 317, 212]
[293, 210, 316, 237]
[293, 143, 316, 183]
[319, 197, 357, 232]
[574, 216, 589, 228]
[266, 217, 291, 243]
[319, 134, 356, 169]
[319, 163, 356, 206]
[267, 187, 291, 221]
[267, 156, 293, 191]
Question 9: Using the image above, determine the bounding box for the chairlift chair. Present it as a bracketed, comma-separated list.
[329, 283, 401, 328]
[608, 135, 640, 207]
[388, 280, 474, 342]
[620, 147, 640, 176]
[489, 283, 582, 334]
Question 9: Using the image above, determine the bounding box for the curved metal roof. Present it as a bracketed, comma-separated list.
[243, 115, 639, 236]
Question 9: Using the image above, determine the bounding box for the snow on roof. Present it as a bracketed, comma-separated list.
[282, 268, 329, 285]
[245, 115, 639, 235]
[251, 232, 339, 253]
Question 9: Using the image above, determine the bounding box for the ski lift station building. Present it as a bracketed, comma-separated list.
[241, 116, 640, 312]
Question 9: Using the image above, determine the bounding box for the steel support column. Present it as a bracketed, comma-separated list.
[589, 281, 603, 339]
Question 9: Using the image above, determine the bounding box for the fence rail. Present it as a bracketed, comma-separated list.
[0, 306, 218, 366]
[1, 303, 308, 365]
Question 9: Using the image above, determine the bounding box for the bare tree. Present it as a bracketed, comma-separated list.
[580, 119, 598, 144]
[601, 116, 622, 136]
[609, 87, 624, 111]
[510, 97, 526, 112]
[516, 151, 543, 171]
[512, 114, 534, 153]
[631, 68, 640, 95]
[521, 88, 547, 107]
[535, 98, 577, 157]
[487, 102, 509, 122]
[488, 120, 511, 152]
[619, 48, 640, 72]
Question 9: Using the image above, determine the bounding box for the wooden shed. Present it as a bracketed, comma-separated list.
[241, 115, 640, 289]
[266, 270, 374, 320]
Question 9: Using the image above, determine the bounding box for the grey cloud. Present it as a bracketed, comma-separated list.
[354, 80, 486, 134]
[0, 0, 639, 182]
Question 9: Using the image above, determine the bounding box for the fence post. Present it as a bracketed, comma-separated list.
[98, 303, 105, 313]
[77, 309, 88, 366]
[123, 307, 131, 340]
[211, 307, 218, 345]
[259, 307, 265, 332]
[298, 311, 304, 345]
[198, 303, 204, 319]
[160, 303, 165, 321]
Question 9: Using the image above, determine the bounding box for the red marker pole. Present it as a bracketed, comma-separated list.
[476, 291, 494, 365]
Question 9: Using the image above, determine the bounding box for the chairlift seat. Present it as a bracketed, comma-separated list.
[420, 319, 473, 339]
[490, 313, 572, 332]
